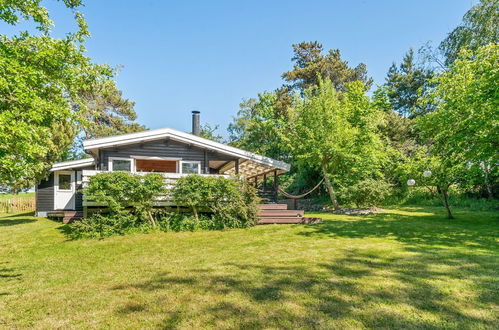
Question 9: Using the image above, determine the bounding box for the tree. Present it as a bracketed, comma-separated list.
[64, 80, 146, 160]
[440, 0, 499, 66]
[405, 148, 460, 219]
[285, 78, 385, 209]
[282, 41, 372, 92]
[76, 80, 145, 140]
[0, 1, 141, 188]
[199, 123, 224, 143]
[0, 33, 113, 190]
[418, 44, 499, 199]
[385, 49, 435, 117]
[228, 92, 290, 161]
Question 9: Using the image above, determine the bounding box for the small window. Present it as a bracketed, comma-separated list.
[58, 174, 72, 190]
[181, 161, 200, 174]
[111, 159, 132, 172]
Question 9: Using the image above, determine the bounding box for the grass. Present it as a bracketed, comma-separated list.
[0, 206, 498, 329]
[0, 192, 35, 199]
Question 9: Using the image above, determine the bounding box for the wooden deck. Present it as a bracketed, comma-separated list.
[49, 204, 321, 226]
[257, 204, 321, 224]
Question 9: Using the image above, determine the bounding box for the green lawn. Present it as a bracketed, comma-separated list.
[1, 207, 498, 329]
[0, 192, 35, 199]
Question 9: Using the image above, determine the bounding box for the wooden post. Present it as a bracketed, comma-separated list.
[263, 174, 267, 191]
[235, 159, 239, 175]
[254, 176, 258, 188]
[273, 170, 278, 203]
[204, 150, 209, 174]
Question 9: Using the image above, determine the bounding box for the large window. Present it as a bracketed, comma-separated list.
[109, 158, 132, 172]
[181, 161, 201, 174]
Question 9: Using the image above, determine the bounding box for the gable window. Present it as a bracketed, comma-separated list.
[180, 161, 201, 174]
[109, 157, 133, 172]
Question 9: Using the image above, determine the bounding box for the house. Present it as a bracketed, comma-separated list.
[35, 112, 291, 218]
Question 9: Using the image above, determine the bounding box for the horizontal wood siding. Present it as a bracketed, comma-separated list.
[99, 140, 237, 173]
[36, 173, 54, 212]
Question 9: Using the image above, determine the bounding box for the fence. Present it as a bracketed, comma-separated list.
[0, 196, 36, 213]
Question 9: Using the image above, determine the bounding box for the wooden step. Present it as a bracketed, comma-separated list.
[257, 204, 288, 210]
[259, 209, 304, 217]
[62, 211, 83, 224]
[257, 217, 322, 224]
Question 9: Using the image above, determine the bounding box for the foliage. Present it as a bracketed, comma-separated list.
[199, 123, 224, 143]
[71, 172, 166, 237]
[0, 0, 87, 38]
[171, 175, 260, 229]
[417, 44, 498, 203]
[419, 44, 498, 166]
[339, 179, 392, 208]
[0, 1, 143, 187]
[0, 33, 113, 190]
[385, 48, 435, 117]
[282, 41, 372, 91]
[439, 0, 499, 65]
[285, 78, 386, 209]
[228, 93, 290, 160]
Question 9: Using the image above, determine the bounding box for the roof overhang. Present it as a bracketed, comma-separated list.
[83, 128, 290, 173]
[51, 158, 95, 171]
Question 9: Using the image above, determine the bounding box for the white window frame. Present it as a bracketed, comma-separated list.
[179, 161, 201, 174]
[108, 157, 135, 172]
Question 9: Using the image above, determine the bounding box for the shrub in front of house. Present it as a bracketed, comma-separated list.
[170, 175, 260, 230]
[70, 172, 166, 238]
[69, 172, 260, 239]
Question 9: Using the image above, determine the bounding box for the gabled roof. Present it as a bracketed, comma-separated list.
[82, 128, 290, 172]
[50, 158, 95, 171]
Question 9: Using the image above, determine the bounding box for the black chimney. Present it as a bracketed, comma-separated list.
[192, 111, 200, 136]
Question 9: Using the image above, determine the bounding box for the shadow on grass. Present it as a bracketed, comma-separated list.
[0, 262, 21, 280]
[300, 209, 499, 252]
[0, 213, 36, 227]
[110, 250, 498, 328]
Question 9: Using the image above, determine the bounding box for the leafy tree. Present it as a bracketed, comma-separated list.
[282, 41, 372, 92]
[419, 44, 499, 199]
[0, 33, 113, 190]
[76, 80, 145, 139]
[199, 123, 224, 143]
[285, 78, 385, 209]
[404, 147, 460, 219]
[228, 92, 290, 161]
[0, 1, 142, 187]
[64, 80, 146, 160]
[440, 0, 499, 66]
[385, 49, 435, 117]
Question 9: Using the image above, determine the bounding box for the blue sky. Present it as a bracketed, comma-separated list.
[2, 0, 475, 136]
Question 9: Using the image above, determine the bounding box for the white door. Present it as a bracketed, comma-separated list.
[55, 171, 75, 210]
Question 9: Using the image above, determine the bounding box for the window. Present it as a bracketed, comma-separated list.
[58, 174, 72, 190]
[181, 161, 200, 174]
[109, 158, 132, 172]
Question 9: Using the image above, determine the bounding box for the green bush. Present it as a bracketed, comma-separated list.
[339, 179, 393, 208]
[70, 172, 166, 238]
[171, 175, 260, 229]
[69, 173, 260, 239]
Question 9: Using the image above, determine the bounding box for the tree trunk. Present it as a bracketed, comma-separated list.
[438, 187, 454, 219]
[321, 163, 339, 210]
[192, 206, 199, 223]
[483, 164, 493, 199]
[147, 211, 157, 228]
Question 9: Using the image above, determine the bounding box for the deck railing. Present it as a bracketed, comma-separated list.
[81, 170, 232, 207]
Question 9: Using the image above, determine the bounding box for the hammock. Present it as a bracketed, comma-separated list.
[278, 178, 325, 199]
